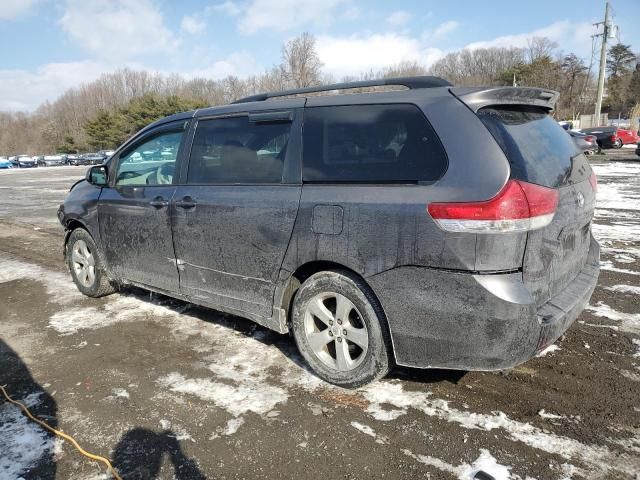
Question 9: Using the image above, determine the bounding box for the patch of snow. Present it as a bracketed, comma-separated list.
[586, 302, 640, 334]
[0, 258, 82, 305]
[402, 448, 512, 480]
[620, 369, 640, 382]
[592, 162, 640, 178]
[49, 294, 190, 335]
[605, 284, 640, 295]
[351, 421, 376, 438]
[222, 418, 244, 436]
[538, 410, 564, 420]
[111, 388, 129, 399]
[158, 419, 194, 442]
[633, 339, 640, 358]
[157, 372, 288, 418]
[592, 222, 640, 244]
[600, 260, 640, 276]
[0, 395, 55, 479]
[350, 421, 387, 445]
[536, 344, 560, 357]
[594, 208, 638, 219]
[614, 253, 636, 263]
[362, 381, 638, 477]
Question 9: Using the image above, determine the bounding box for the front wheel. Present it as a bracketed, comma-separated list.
[613, 139, 623, 149]
[66, 228, 117, 297]
[290, 270, 392, 388]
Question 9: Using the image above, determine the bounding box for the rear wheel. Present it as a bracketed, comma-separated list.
[290, 270, 392, 388]
[66, 228, 117, 297]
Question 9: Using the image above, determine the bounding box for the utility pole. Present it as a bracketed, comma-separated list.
[594, 2, 610, 125]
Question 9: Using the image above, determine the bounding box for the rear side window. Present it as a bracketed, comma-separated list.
[187, 116, 291, 184]
[303, 104, 447, 183]
[478, 107, 591, 188]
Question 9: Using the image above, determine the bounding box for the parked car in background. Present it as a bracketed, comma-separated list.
[39, 155, 66, 167]
[68, 154, 97, 166]
[568, 130, 597, 154]
[0, 157, 14, 169]
[580, 126, 640, 150]
[82, 153, 107, 165]
[66, 154, 81, 165]
[59, 77, 599, 387]
[98, 150, 115, 159]
[11, 154, 38, 168]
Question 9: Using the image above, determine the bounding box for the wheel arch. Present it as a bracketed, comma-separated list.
[274, 260, 392, 339]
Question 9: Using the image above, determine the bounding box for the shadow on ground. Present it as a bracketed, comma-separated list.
[0, 339, 57, 479]
[112, 428, 207, 479]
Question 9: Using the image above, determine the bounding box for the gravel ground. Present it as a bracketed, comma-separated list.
[0, 151, 639, 480]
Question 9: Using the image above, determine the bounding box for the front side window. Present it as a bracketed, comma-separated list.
[115, 131, 183, 186]
[187, 116, 291, 184]
[302, 104, 448, 183]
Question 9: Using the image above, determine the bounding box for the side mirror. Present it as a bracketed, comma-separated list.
[86, 165, 108, 186]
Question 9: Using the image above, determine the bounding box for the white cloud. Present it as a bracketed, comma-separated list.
[59, 0, 178, 60]
[0, 61, 111, 111]
[237, 0, 346, 34]
[464, 20, 596, 57]
[0, 0, 37, 20]
[184, 52, 261, 80]
[181, 14, 206, 35]
[317, 33, 444, 79]
[387, 10, 411, 27]
[433, 20, 459, 37]
[210, 1, 241, 16]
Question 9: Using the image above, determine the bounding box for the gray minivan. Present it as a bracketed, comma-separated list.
[58, 77, 599, 387]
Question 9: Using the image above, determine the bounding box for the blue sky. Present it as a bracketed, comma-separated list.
[1, 0, 639, 111]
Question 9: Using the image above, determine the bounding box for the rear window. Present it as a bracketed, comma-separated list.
[478, 106, 591, 188]
[303, 104, 447, 183]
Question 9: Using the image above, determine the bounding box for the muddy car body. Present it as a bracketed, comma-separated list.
[58, 77, 599, 387]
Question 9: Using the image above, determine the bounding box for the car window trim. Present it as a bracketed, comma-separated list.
[108, 120, 190, 188]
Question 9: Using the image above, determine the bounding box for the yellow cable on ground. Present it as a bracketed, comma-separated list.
[0, 384, 123, 480]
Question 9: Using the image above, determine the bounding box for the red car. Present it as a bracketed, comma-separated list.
[614, 128, 640, 148]
[581, 126, 640, 149]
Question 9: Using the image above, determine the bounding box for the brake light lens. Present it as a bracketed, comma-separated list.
[611, 134, 618, 142]
[589, 171, 597, 192]
[427, 180, 559, 233]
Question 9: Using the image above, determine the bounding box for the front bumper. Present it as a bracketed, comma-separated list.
[367, 238, 600, 370]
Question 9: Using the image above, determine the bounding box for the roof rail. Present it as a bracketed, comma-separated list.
[231, 75, 452, 104]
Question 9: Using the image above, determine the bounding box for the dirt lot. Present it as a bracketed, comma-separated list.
[1, 151, 639, 480]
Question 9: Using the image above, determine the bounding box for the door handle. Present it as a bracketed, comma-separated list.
[149, 196, 169, 208]
[175, 196, 196, 209]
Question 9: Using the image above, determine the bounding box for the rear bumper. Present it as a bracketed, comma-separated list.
[367, 237, 600, 370]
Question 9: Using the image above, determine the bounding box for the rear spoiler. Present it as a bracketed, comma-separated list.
[450, 86, 559, 112]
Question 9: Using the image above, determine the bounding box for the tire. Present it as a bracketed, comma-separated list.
[290, 270, 392, 388]
[65, 228, 117, 297]
[613, 139, 623, 149]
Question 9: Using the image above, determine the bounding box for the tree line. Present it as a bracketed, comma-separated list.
[1, 33, 638, 155]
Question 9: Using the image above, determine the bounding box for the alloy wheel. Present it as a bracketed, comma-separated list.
[303, 292, 369, 371]
[71, 239, 96, 288]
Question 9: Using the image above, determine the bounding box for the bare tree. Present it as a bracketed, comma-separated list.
[525, 37, 558, 63]
[280, 32, 323, 88]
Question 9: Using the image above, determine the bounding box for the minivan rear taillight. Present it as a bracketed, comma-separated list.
[427, 180, 559, 233]
[589, 171, 597, 192]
